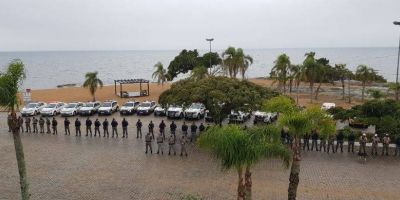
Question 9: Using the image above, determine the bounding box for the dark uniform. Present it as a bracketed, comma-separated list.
[182, 122, 188, 136]
[136, 119, 142, 138]
[190, 123, 197, 143]
[122, 118, 129, 138]
[46, 118, 51, 134]
[311, 130, 319, 151]
[336, 131, 344, 153]
[85, 118, 92, 136]
[148, 121, 154, 139]
[145, 133, 153, 154]
[303, 133, 310, 151]
[103, 119, 109, 137]
[39, 118, 45, 133]
[168, 135, 176, 155]
[347, 131, 355, 153]
[327, 135, 335, 153]
[156, 134, 164, 154]
[25, 117, 31, 133]
[32, 117, 38, 133]
[75, 118, 81, 136]
[159, 120, 166, 140]
[18, 116, 24, 133]
[64, 118, 70, 135]
[51, 117, 58, 135]
[394, 135, 400, 156]
[111, 118, 118, 138]
[94, 119, 101, 136]
[199, 123, 205, 134]
[7, 114, 12, 132]
[170, 121, 177, 138]
[180, 135, 188, 156]
[319, 136, 327, 152]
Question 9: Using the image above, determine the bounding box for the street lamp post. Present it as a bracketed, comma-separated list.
[394, 21, 400, 100]
[206, 38, 214, 73]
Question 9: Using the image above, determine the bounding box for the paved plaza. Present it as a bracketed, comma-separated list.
[1, 113, 400, 200]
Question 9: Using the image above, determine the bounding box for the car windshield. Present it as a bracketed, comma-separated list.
[139, 102, 151, 107]
[46, 104, 57, 108]
[171, 105, 182, 108]
[65, 103, 77, 108]
[102, 102, 112, 107]
[190, 104, 202, 109]
[83, 103, 94, 107]
[124, 102, 134, 107]
[27, 103, 38, 108]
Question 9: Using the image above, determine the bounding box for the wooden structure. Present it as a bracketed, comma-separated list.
[114, 79, 150, 98]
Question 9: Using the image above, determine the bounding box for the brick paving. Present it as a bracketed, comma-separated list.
[1, 113, 400, 200]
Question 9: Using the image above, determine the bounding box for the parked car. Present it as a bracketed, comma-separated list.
[21, 102, 47, 116]
[253, 111, 278, 124]
[79, 101, 101, 116]
[40, 102, 66, 116]
[136, 101, 156, 115]
[60, 102, 83, 117]
[229, 110, 251, 123]
[167, 105, 185, 119]
[154, 105, 167, 116]
[98, 100, 119, 115]
[321, 102, 336, 110]
[120, 100, 140, 115]
[184, 103, 206, 120]
[204, 110, 214, 122]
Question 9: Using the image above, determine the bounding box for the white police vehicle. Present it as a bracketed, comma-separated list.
[136, 101, 156, 115]
[154, 105, 167, 116]
[79, 101, 101, 116]
[167, 105, 185, 119]
[253, 111, 278, 124]
[229, 110, 251, 123]
[184, 103, 206, 120]
[40, 102, 66, 116]
[98, 100, 119, 115]
[120, 100, 140, 115]
[60, 102, 83, 117]
[21, 102, 47, 116]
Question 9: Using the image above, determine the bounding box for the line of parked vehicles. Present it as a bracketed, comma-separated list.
[20, 100, 278, 124]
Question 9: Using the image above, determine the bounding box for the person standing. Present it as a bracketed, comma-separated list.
[7, 113, 12, 132]
[122, 118, 129, 138]
[190, 122, 197, 143]
[85, 118, 92, 136]
[51, 117, 58, 135]
[181, 122, 188, 137]
[25, 117, 31, 133]
[371, 134, 380, 156]
[64, 118, 70, 135]
[347, 130, 355, 153]
[170, 121, 177, 138]
[75, 118, 81, 136]
[156, 133, 164, 155]
[180, 135, 188, 157]
[395, 134, 400, 156]
[103, 118, 109, 137]
[319, 135, 327, 152]
[46, 117, 51, 134]
[311, 130, 319, 151]
[159, 120, 166, 140]
[148, 120, 154, 139]
[336, 130, 344, 153]
[32, 117, 38, 133]
[303, 133, 310, 151]
[94, 118, 101, 137]
[18, 116, 24, 133]
[327, 134, 336, 154]
[382, 134, 391, 156]
[136, 119, 142, 138]
[168, 135, 176, 155]
[111, 118, 118, 138]
[39, 117, 45, 133]
[359, 133, 368, 157]
[145, 132, 153, 154]
[199, 123, 205, 134]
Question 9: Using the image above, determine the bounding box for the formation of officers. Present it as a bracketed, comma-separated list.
[13, 116, 207, 157]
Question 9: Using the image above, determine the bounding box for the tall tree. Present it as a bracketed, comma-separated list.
[83, 71, 103, 101]
[314, 58, 334, 100]
[152, 62, 168, 87]
[222, 47, 253, 79]
[198, 125, 290, 200]
[334, 64, 351, 100]
[303, 52, 319, 103]
[270, 54, 291, 93]
[355, 65, 375, 102]
[0, 59, 30, 200]
[167, 49, 199, 80]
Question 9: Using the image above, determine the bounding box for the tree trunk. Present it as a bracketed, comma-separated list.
[348, 78, 351, 104]
[92, 94, 96, 102]
[283, 79, 286, 94]
[296, 82, 300, 105]
[314, 82, 322, 100]
[237, 167, 245, 200]
[244, 166, 252, 200]
[10, 111, 30, 200]
[289, 79, 293, 93]
[341, 79, 345, 100]
[310, 82, 314, 103]
[361, 82, 365, 102]
[288, 137, 301, 200]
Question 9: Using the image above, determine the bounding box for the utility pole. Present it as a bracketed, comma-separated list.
[206, 38, 214, 74]
[394, 21, 400, 100]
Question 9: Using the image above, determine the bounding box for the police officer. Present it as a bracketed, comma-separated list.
[111, 118, 118, 138]
[64, 117, 71, 135]
[181, 122, 188, 137]
[32, 117, 38, 133]
[395, 134, 400, 156]
[359, 133, 368, 157]
[327, 134, 335, 154]
[303, 133, 310, 151]
[371, 134, 380, 156]
[7, 113, 12, 132]
[75, 118, 81, 136]
[103, 118, 109, 137]
[199, 123, 205, 134]
[347, 130, 355, 153]
[319, 135, 327, 152]
[382, 134, 391, 156]
[145, 132, 153, 154]
[94, 119, 101, 137]
[170, 121, 177, 138]
[25, 117, 31, 133]
[190, 122, 197, 143]
[136, 119, 142, 138]
[311, 129, 319, 151]
[336, 130, 344, 153]
[156, 133, 164, 155]
[168, 135, 176, 156]
[85, 117, 92, 136]
[51, 117, 58, 135]
[159, 120, 166, 140]
[180, 135, 188, 157]
[122, 118, 129, 138]
[18, 116, 24, 133]
[46, 117, 51, 134]
[39, 117, 45, 133]
[148, 120, 154, 139]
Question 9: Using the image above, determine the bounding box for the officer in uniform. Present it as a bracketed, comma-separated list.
[303, 133, 310, 151]
[359, 133, 368, 157]
[319, 135, 327, 152]
[180, 135, 188, 157]
[103, 118, 109, 137]
[336, 130, 345, 153]
[111, 118, 118, 138]
[64, 118, 70, 135]
[382, 134, 391, 156]
[136, 119, 142, 138]
[148, 120, 154, 139]
[327, 134, 335, 154]
[347, 130, 355, 153]
[75, 118, 81, 136]
[190, 122, 197, 143]
[51, 117, 58, 135]
[199, 123, 205, 134]
[25, 117, 31, 133]
[85, 117, 92, 136]
[18, 116, 24, 133]
[39, 117, 45, 133]
[46, 117, 51, 134]
[94, 118, 101, 136]
[371, 134, 380, 156]
[7, 113, 12, 132]
[311, 129, 319, 151]
[395, 134, 400, 156]
[156, 133, 164, 154]
[145, 132, 153, 154]
[122, 118, 129, 138]
[181, 122, 188, 137]
[170, 121, 177, 139]
[32, 117, 38, 133]
[159, 120, 166, 140]
[168, 135, 176, 156]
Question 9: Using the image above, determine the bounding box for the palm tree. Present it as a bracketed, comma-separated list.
[293, 65, 305, 104]
[222, 47, 253, 79]
[334, 64, 351, 100]
[0, 59, 30, 200]
[152, 62, 168, 87]
[355, 65, 375, 101]
[83, 71, 103, 101]
[303, 52, 319, 103]
[198, 125, 291, 200]
[314, 58, 333, 100]
[270, 54, 291, 93]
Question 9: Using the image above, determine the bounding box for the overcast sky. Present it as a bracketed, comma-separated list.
[1, 0, 399, 51]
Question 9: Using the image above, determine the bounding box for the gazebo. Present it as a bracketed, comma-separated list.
[114, 79, 150, 98]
